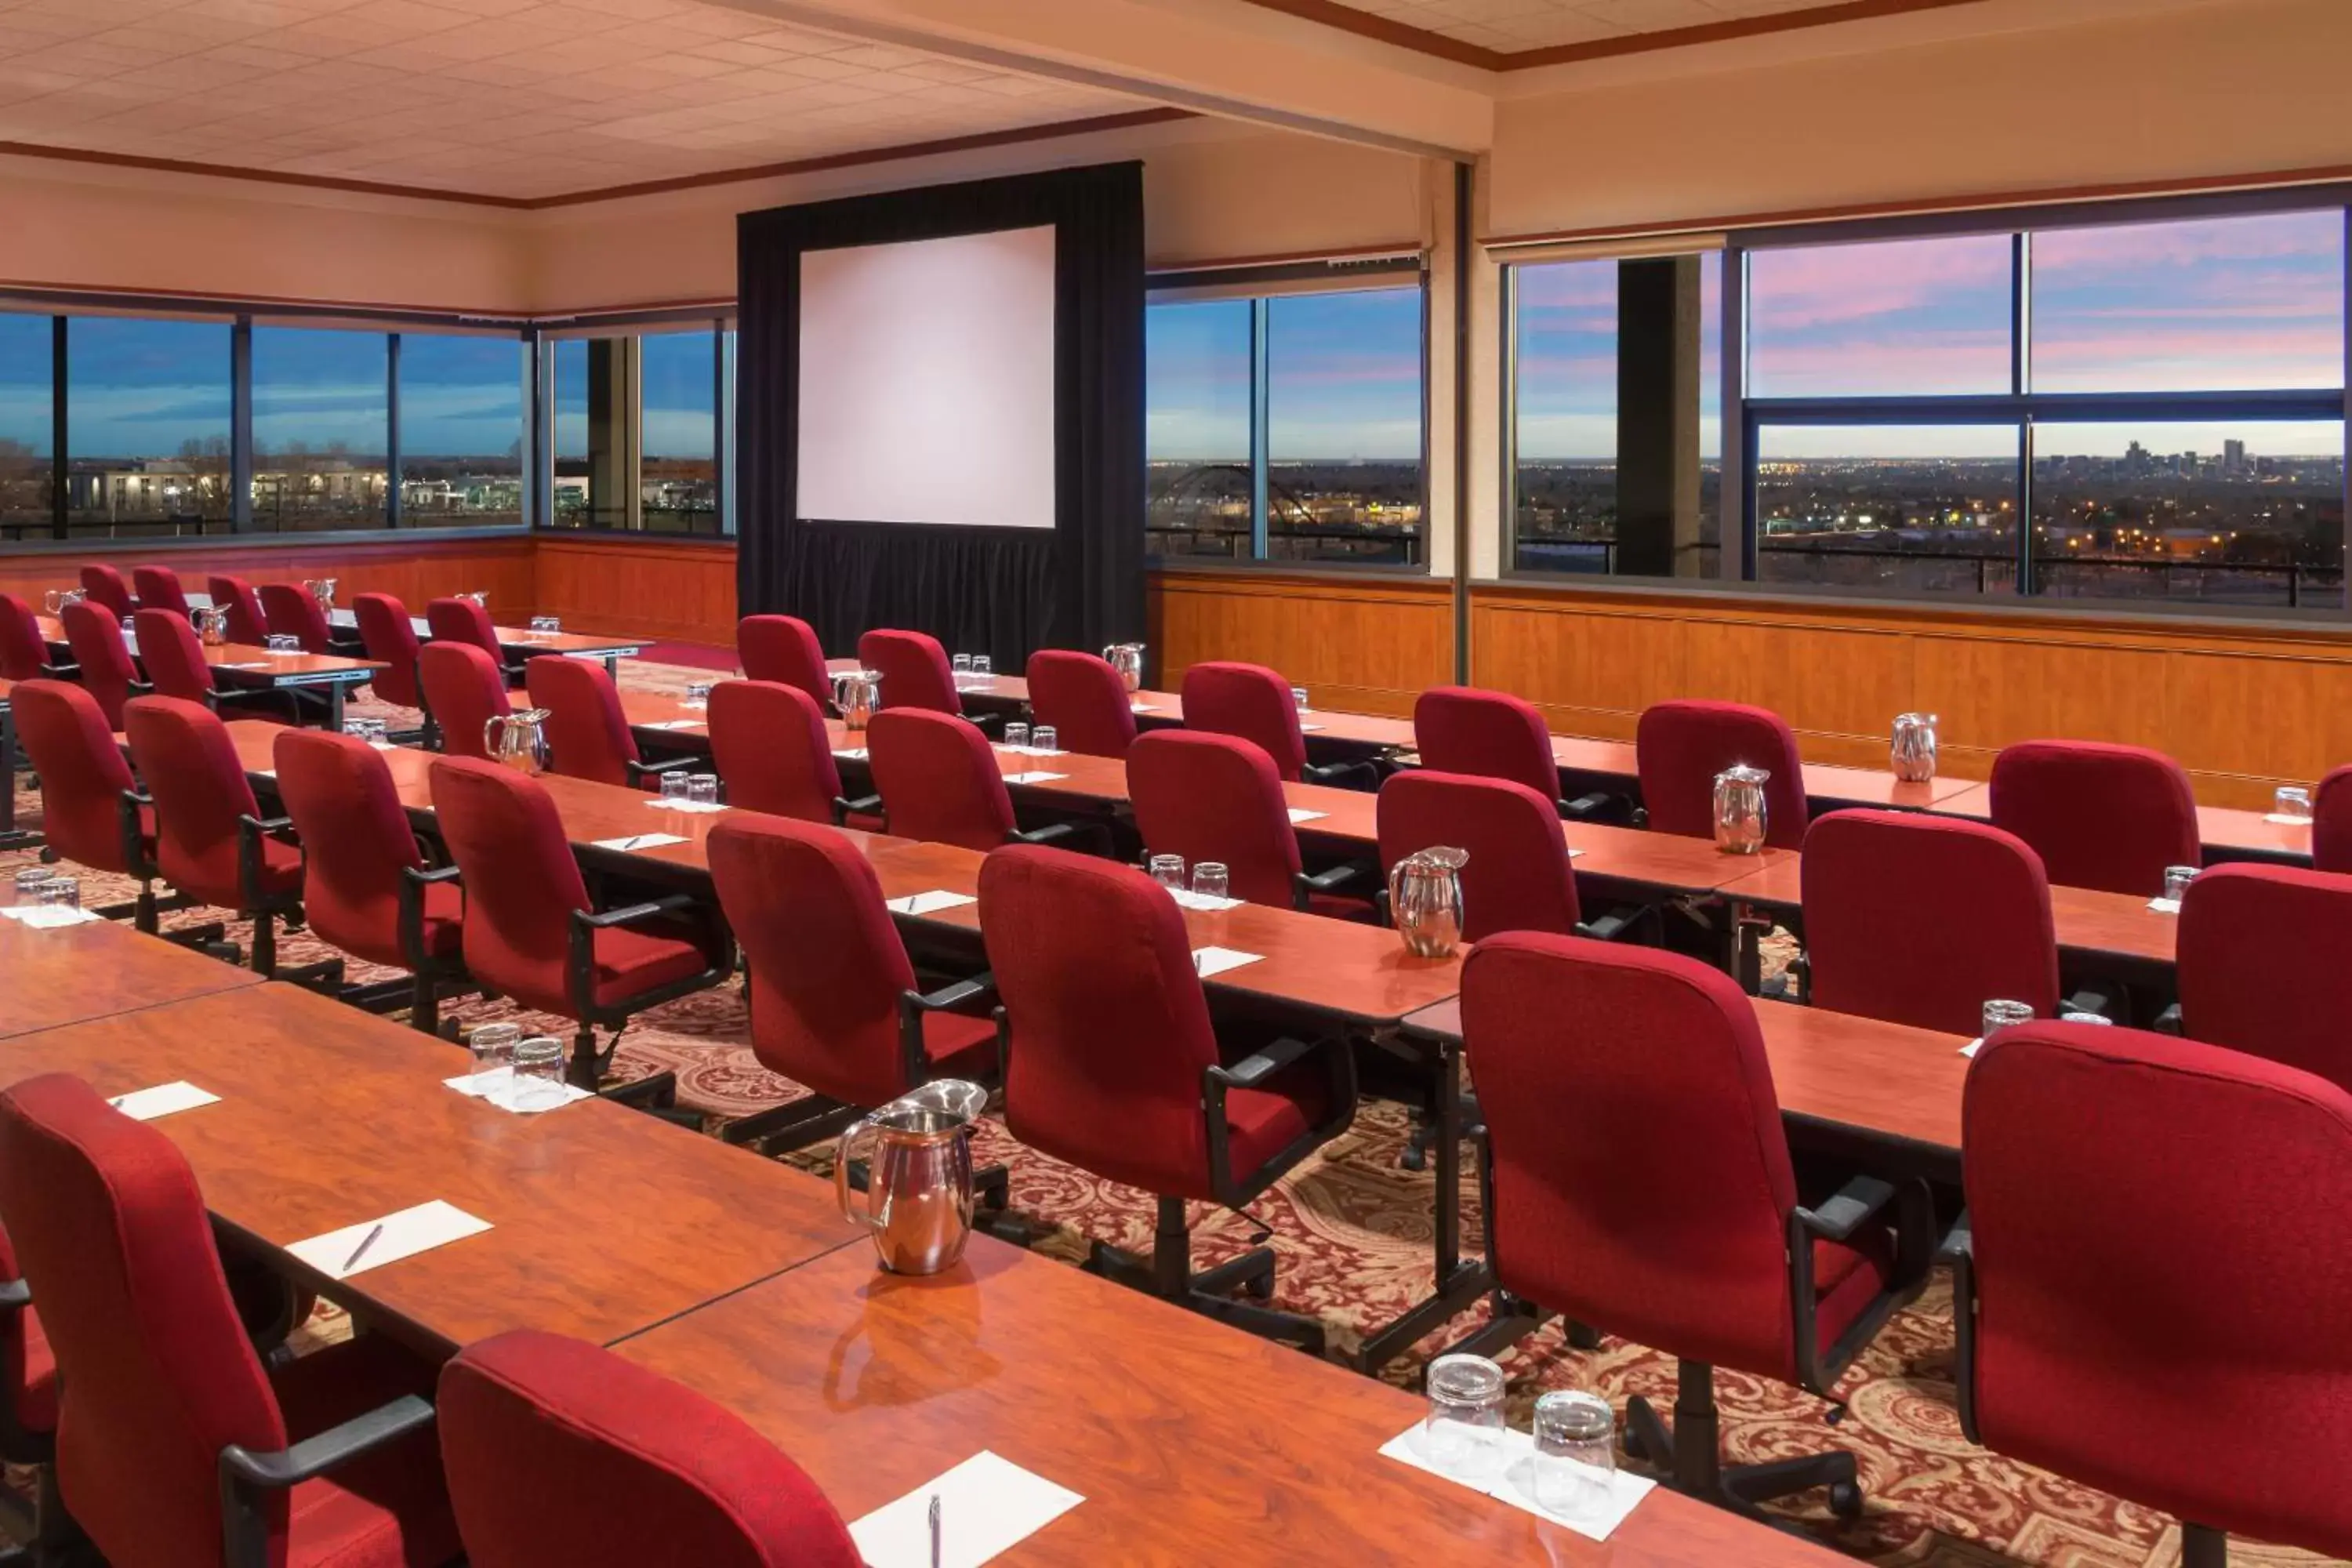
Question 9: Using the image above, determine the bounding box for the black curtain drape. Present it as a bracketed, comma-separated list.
[736, 162, 1145, 669]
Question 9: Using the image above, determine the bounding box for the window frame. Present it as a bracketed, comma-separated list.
[532, 311, 735, 538]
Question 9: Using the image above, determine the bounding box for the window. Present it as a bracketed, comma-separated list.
[64, 316, 233, 535]
[1755, 425, 2020, 594]
[400, 333, 525, 528]
[1747, 235, 2013, 398]
[251, 327, 389, 532]
[1144, 278, 1426, 568]
[544, 324, 728, 535]
[0, 314, 49, 539]
[1511, 252, 1721, 576]
[640, 328, 718, 534]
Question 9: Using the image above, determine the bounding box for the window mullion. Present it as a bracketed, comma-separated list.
[1250, 298, 1269, 561]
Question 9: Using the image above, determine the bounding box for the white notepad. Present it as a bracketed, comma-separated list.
[286, 1200, 492, 1280]
[647, 798, 728, 815]
[1130, 702, 1156, 713]
[997, 744, 1063, 758]
[593, 833, 686, 853]
[2147, 897, 2182, 915]
[887, 890, 978, 916]
[1287, 808, 1327, 825]
[1167, 888, 1243, 913]
[1298, 723, 1327, 733]
[833, 747, 870, 761]
[1960, 1039, 1982, 1058]
[639, 719, 703, 731]
[1379, 1424, 1656, 1542]
[444, 1067, 593, 1115]
[1001, 771, 1067, 786]
[107, 1080, 220, 1120]
[2266, 812, 2314, 826]
[0, 905, 101, 928]
[850, 1450, 1083, 1568]
[1192, 946, 1261, 978]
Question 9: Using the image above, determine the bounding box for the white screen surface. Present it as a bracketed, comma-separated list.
[796, 225, 1057, 530]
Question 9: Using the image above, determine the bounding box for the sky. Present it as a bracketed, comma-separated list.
[1145, 286, 1425, 463]
[1514, 252, 1722, 460]
[550, 330, 720, 460]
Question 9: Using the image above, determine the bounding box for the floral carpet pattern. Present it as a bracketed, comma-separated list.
[2, 661, 2335, 1568]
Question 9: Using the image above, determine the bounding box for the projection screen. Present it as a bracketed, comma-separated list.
[794, 223, 1058, 530]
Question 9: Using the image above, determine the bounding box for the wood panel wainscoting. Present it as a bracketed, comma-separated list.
[1470, 583, 2352, 811]
[534, 534, 739, 647]
[0, 532, 535, 619]
[1148, 568, 1455, 718]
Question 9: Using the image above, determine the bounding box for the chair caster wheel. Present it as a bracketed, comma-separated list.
[1398, 1147, 1428, 1173]
[1243, 1270, 1273, 1301]
[1828, 1481, 1864, 1520]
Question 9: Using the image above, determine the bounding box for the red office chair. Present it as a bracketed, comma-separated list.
[857, 628, 963, 717]
[257, 583, 332, 655]
[130, 608, 217, 706]
[0, 1221, 60, 1558]
[123, 696, 333, 985]
[129, 565, 189, 619]
[352, 593, 422, 706]
[708, 813, 1004, 1162]
[2314, 764, 2352, 874]
[1025, 649, 1137, 758]
[1987, 739, 2198, 897]
[438, 1330, 859, 1568]
[1127, 729, 1372, 916]
[866, 709, 1071, 854]
[524, 655, 688, 792]
[979, 844, 1354, 1350]
[0, 1073, 460, 1568]
[0, 595, 49, 682]
[1180, 660, 1370, 786]
[737, 614, 830, 708]
[707, 680, 870, 826]
[205, 575, 270, 648]
[1413, 686, 1563, 804]
[59, 600, 145, 731]
[1799, 810, 2062, 1036]
[428, 757, 728, 1086]
[1454, 933, 1932, 1518]
[426, 596, 509, 679]
[9, 681, 182, 933]
[76, 565, 132, 619]
[1635, 699, 1809, 849]
[2169, 862, 2352, 1094]
[1377, 771, 1586, 941]
[1955, 1023, 2352, 1566]
[418, 643, 511, 761]
[274, 729, 467, 1035]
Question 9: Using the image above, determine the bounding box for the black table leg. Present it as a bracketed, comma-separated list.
[325, 683, 346, 733]
[0, 705, 30, 849]
[1356, 1034, 1492, 1373]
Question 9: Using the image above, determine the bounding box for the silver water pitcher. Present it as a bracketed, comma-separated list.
[833, 669, 882, 732]
[303, 577, 337, 614]
[42, 588, 83, 615]
[1890, 712, 1939, 783]
[1713, 764, 1771, 855]
[192, 605, 229, 647]
[836, 1079, 989, 1276]
[1388, 845, 1468, 958]
[1102, 642, 1146, 694]
[463, 590, 488, 608]
[485, 709, 550, 776]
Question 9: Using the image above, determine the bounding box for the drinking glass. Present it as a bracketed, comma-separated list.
[509, 1036, 568, 1111]
[971, 655, 992, 681]
[689, 774, 720, 808]
[952, 654, 974, 684]
[2163, 865, 2198, 904]
[1191, 862, 1229, 902]
[530, 615, 561, 634]
[660, 771, 691, 806]
[2274, 786, 2314, 822]
[267, 633, 299, 653]
[469, 1022, 521, 1086]
[1290, 686, 1309, 713]
[11, 868, 55, 906]
[1981, 999, 2034, 1039]
[1032, 725, 1058, 754]
[1003, 722, 1032, 750]
[1421, 1353, 1506, 1479]
[683, 681, 713, 711]
[1531, 1390, 1617, 1518]
[1149, 854, 1186, 890]
[34, 877, 77, 910]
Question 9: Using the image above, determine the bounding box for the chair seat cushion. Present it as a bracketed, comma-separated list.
[1811, 1226, 1896, 1359]
[270, 1334, 461, 1568]
[416, 880, 465, 964]
[16, 1304, 56, 1438]
[589, 924, 713, 1007]
[920, 1011, 1000, 1080]
[256, 835, 306, 898]
[1220, 1058, 1334, 1185]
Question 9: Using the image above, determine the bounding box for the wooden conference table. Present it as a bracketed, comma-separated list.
[38, 613, 384, 731]
[325, 608, 647, 681]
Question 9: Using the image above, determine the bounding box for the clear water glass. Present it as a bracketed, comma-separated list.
[1981, 999, 2034, 1039]
[971, 655, 992, 681]
[531, 615, 561, 634]
[510, 1036, 568, 1110]
[2275, 786, 2314, 822]
[1191, 862, 1230, 902]
[1290, 685, 1309, 713]
[1032, 725, 1058, 754]
[1149, 854, 1186, 890]
[1531, 1390, 1617, 1518]
[660, 771, 691, 806]
[267, 633, 299, 653]
[1003, 722, 1031, 749]
[683, 681, 713, 711]
[1421, 1353, 1507, 1479]
[470, 1022, 521, 1084]
[2163, 865, 2198, 904]
[689, 773, 720, 808]
[11, 868, 55, 906]
[34, 877, 77, 910]
[952, 654, 973, 682]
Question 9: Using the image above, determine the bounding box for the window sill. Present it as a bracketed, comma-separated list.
[1147, 557, 1439, 587]
[0, 523, 532, 554]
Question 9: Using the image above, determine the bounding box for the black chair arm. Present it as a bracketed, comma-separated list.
[220, 1394, 435, 1566]
[2063, 984, 2121, 1020]
[896, 972, 1000, 1088]
[568, 891, 708, 1047]
[1301, 758, 1379, 790]
[0, 1279, 27, 1312]
[831, 793, 883, 826]
[906, 971, 999, 1015]
[2151, 1001, 2183, 1035]
[129, 679, 154, 700]
[1290, 860, 1371, 912]
[1573, 902, 1648, 943]
[1202, 1033, 1352, 1203]
[1011, 822, 1076, 846]
[118, 787, 154, 877]
[237, 813, 299, 909]
[1938, 1210, 1973, 1268]
[397, 863, 463, 971]
[1205, 1034, 1323, 1093]
[1793, 1174, 1901, 1243]
[38, 661, 75, 681]
[624, 755, 697, 789]
[1944, 1210, 1982, 1442]
[575, 891, 701, 931]
[963, 710, 1003, 735]
[1559, 791, 1611, 819]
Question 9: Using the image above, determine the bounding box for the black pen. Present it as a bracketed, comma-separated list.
[341, 1221, 386, 1273]
[928, 1494, 941, 1568]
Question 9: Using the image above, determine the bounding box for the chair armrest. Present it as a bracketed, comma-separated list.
[0, 1279, 28, 1312]
[575, 891, 700, 931]
[906, 971, 998, 1015]
[1938, 1210, 1973, 1267]
[2063, 985, 2120, 1020]
[832, 793, 883, 826]
[963, 710, 1003, 735]
[1793, 1174, 1900, 1243]
[1011, 822, 1076, 846]
[38, 661, 74, 681]
[1573, 902, 1647, 943]
[1290, 860, 1370, 911]
[896, 973, 1000, 1088]
[220, 1394, 434, 1492]
[2151, 1001, 2183, 1035]
[237, 814, 298, 909]
[1559, 791, 1611, 819]
[397, 863, 463, 971]
[1301, 758, 1378, 789]
[624, 756, 696, 789]
[1205, 1034, 1323, 1093]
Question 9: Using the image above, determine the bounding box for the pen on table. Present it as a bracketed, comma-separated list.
[342, 1222, 386, 1274]
[928, 1494, 941, 1568]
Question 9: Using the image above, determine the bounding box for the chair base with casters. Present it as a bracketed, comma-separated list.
[1084, 1194, 1325, 1356]
[1626, 1359, 1863, 1522]
[564, 892, 731, 1090]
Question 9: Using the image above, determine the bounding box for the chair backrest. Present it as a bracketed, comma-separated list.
[129, 565, 188, 619]
[130, 608, 215, 706]
[866, 710, 1014, 852]
[204, 575, 268, 647]
[122, 696, 263, 909]
[60, 600, 138, 731]
[707, 681, 840, 824]
[708, 814, 922, 1109]
[1126, 729, 1301, 909]
[426, 596, 506, 662]
[273, 729, 426, 971]
[735, 615, 829, 708]
[0, 1221, 44, 1451]
[256, 583, 332, 654]
[1461, 931, 1806, 1382]
[1635, 699, 1809, 849]
[418, 642, 512, 762]
[1987, 739, 2199, 897]
[0, 594, 45, 682]
[524, 655, 638, 789]
[2176, 862, 2352, 1094]
[1801, 810, 2060, 1035]
[978, 844, 1226, 1199]
[856, 629, 960, 716]
[352, 592, 423, 709]
[1414, 686, 1560, 802]
[1025, 650, 1137, 758]
[439, 1329, 860, 1568]
[2310, 763, 2352, 875]
[1963, 1023, 2352, 1559]
[0, 1073, 290, 1565]
[1377, 771, 1580, 940]
[1179, 661, 1308, 782]
[10, 681, 138, 874]
[428, 757, 591, 1015]
[77, 564, 132, 619]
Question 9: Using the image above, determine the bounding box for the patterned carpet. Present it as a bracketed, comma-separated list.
[4, 662, 2334, 1568]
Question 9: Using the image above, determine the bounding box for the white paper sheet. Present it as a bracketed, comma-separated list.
[107, 1080, 220, 1120]
[1192, 946, 1261, 978]
[639, 719, 703, 731]
[646, 798, 728, 815]
[2147, 897, 2182, 915]
[1299, 723, 1326, 733]
[444, 1067, 593, 1115]
[1001, 771, 1068, 786]
[2266, 812, 2314, 826]
[996, 744, 1063, 758]
[1287, 808, 1327, 825]
[1167, 888, 1243, 913]
[0, 905, 101, 928]
[1130, 702, 1156, 713]
[1378, 1424, 1655, 1543]
[215, 661, 274, 670]
[592, 833, 686, 853]
[1960, 1039, 1981, 1058]
[834, 747, 870, 761]
[887, 890, 978, 916]
[849, 1450, 1083, 1568]
[285, 1200, 492, 1281]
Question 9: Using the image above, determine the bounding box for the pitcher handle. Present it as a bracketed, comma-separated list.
[483, 714, 506, 756]
[834, 1112, 887, 1229]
